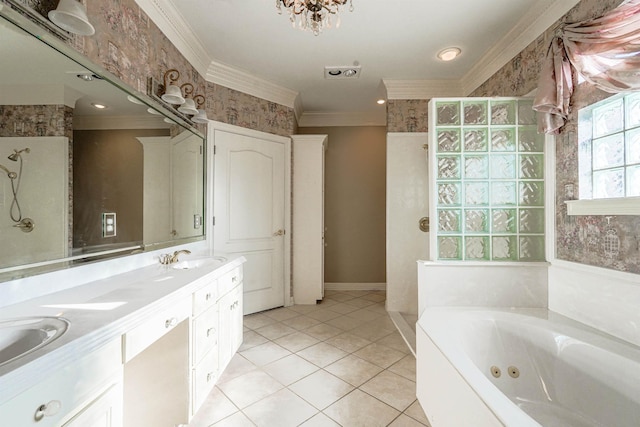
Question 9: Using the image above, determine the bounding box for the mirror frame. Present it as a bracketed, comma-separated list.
[0, 2, 207, 281]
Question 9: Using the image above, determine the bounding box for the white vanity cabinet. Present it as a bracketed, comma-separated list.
[0, 338, 123, 427]
[190, 277, 220, 415]
[216, 265, 243, 372]
[62, 382, 123, 427]
[0, 258, 245, 427]
[190, 264, 243, 415]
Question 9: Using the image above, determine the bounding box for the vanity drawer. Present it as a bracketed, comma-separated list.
[192, 279, 218, 317]
[191, 348, 218, 414]
[218, 267, 242, 297]
[0, 338, 122, 427]
[192, 305, 218, 365]
[123, 298, 190, 362]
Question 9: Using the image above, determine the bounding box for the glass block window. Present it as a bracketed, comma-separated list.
[432, 97, 545, 261]
[578, 93, 640, 199]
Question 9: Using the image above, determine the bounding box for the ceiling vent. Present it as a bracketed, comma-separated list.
[324, 65, 361, 79]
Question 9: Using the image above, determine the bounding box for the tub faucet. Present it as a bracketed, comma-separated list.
[170, 249, 191, 263]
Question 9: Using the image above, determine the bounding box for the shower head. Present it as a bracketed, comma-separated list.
[8, 147, 30, 162]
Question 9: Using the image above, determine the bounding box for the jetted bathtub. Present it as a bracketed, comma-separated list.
[416, 308, 640, 427]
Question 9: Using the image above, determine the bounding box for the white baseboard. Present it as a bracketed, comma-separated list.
[324, 282, 387, 291]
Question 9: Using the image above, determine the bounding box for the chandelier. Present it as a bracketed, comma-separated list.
[276, 0, 354, 36]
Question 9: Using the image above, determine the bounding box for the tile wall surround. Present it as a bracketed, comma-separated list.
[10, 0, 296, 137]
[417, 262, 549, 317]
[389, 0, 639, 275]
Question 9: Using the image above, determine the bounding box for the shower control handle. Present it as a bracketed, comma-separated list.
[419, 217, 429, 233]
[13, 218, 34, 233]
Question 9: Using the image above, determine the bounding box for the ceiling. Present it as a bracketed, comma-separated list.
[149, 0, 577, 126]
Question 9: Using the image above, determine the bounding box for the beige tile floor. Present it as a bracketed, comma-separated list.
[188, 290, 430, 427]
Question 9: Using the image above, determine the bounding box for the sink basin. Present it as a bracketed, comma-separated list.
[0, 317, 69, 367]
[171, 256, 226, 270]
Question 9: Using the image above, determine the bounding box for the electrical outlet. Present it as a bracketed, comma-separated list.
[193, 214, 202, 229]
[102, 213, 117, 237]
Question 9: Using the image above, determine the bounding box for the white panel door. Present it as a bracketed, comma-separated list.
[212, 125, 288, 314]
[386, 133, 430, 315]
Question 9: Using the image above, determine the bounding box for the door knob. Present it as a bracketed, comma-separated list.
[273, 229, 285, 236]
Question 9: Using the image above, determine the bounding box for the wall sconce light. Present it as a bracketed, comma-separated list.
[178, 84, 199, 115]
[48, 0, 95, 36]
[191, 95, 209, 124]
[161, 69, 185, 105]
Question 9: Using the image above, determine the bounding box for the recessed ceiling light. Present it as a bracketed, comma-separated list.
[343, 69, 357, 77]
[76, 73, 102, 81]
[377, 99, 386, 105]
[437, 47, 461, 61]
[328, 70, 342, 76]
[91, 103, 107, 109]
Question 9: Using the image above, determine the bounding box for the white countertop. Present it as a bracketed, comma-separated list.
[0, 255, 245, 405]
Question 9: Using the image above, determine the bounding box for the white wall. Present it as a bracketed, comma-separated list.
[386, 133, 429, 314]
[417, 261, 549, 317]
[0, 137, 68, 268]
[549, 260, 640, 347]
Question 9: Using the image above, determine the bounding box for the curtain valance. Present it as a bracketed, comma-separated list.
[533, 0, 640, 134]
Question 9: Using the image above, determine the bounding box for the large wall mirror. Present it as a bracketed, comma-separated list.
[0, 5, 206, 281]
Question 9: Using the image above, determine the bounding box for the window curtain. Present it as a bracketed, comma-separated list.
[533, 0, 640, 134]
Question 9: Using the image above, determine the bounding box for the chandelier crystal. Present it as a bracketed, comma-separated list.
[276, 0, 354, 36]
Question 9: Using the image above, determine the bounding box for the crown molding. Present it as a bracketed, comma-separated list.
[383, 79, 463, 100]
[134, 0, 211, 76]
[206, 60, 299, 109]
[460, 0, 580, 95]
[298, 110, 386, 127]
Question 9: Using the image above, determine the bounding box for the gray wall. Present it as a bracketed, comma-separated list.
[298, 126, 387, 284]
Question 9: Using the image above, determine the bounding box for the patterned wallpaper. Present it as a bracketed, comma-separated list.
[0, 105, 72, 138]
[10, 0, 296, 137]
[206, 83, 296, 136]
[387, 100, 428, 133]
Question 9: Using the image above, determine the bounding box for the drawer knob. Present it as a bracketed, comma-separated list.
[205, 292, 212, 301]
[165, 317, 178, 328]
[34, 400, 61, 422]
[206, 372, 214, 382]
[232, 276, 238, 283]
[207, 327, 215, 337]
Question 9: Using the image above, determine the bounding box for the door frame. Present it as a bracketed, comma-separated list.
[206, 120, 292, 307]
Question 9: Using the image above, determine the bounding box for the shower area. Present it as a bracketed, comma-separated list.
[386, 97, 544, 353]
[0, 137, 69, 269]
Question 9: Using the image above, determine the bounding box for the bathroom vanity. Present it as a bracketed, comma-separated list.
[0, 256, 245, 427]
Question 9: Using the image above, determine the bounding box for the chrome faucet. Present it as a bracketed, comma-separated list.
[158, 249, 191, 265]
[170, 249, 191, 263]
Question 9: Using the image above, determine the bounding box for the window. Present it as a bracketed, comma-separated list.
[569, 93, 640, 215]
[579, 93, 640, 198]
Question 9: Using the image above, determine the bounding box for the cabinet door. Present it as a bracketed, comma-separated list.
[218, 284, 243, 372]
[217, 291, 233, 372]
[63, 382, 123, 427]
[230, 284, 244, 353]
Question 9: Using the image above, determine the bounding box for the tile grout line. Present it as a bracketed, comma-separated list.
[190, 291, 428, 427]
